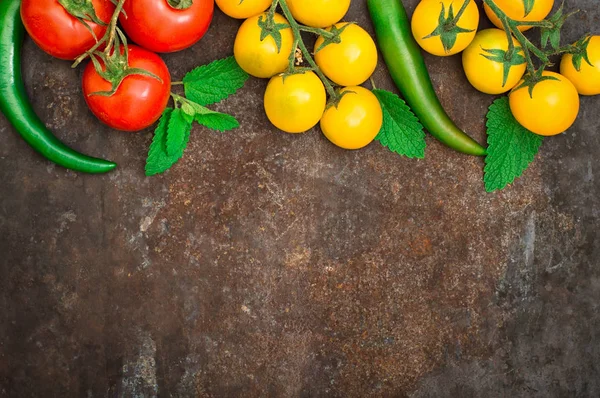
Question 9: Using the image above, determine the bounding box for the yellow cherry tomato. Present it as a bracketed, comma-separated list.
[462, 29, 526, 94]
[509, 71, 580, 136]
[264, 72, 327, 134]
[234, 13, 294, 79]
[215, 0, 272, 19]
[484, 0, 554, 32]
[411, 0, 479, 56]
[560, 36, 600, 96]
[314, 23, 378, 87]
[320, 86, 383, 150]
[287, 0, 351, 28]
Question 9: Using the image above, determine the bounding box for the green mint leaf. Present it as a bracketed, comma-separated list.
[484, 97, 543, 192]
[166, 108, 192, 157]
[183, 56, 249, 106]
[145, 108, 192, 176]
[373, 89, 426, 159]
[195, 112, 240, 132]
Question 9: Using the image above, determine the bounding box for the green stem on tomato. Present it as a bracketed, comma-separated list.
[278, 0, 339, 100]
[72, 0, 126, 68]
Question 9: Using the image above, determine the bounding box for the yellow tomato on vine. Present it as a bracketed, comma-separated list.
[462, 29, 526, 94]
[233, 13, 294, 78]
[509, 71, 580, 136]
[264, 72, 327, 134]
[560, 35, 600, 96]
[484, 0, 554, 32]
[287, 0, 351, 28]
[411, 0, 479, 56]
[215, 0, 272, 19]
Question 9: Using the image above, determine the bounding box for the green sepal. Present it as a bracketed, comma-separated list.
[258, 13, 290, 53]
[423, 0, 475, 54]
[314, 23, 353, 54]
[167, 0, 194, 9]
[522, 0, 534, 17]
[512, 72, 560, 98]
[57, 0, 107, 41]
[480, 46, 526, 88]
[540, 3, 577, 50]
[87, 29, 162, 97]
[569, 35, 594, 71]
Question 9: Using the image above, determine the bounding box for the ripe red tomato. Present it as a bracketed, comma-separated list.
[20, 0, 115, 60]
[120, 0, 214, 53]
[82, 45, 172, 132]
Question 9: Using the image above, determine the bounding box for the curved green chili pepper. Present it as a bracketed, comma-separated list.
[0, 0, 116, 173]
[367, 0, 487, 156]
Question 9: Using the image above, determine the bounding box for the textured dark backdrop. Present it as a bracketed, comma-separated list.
[1, 1, 599, 397]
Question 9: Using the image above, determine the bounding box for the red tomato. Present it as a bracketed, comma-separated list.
[20, 0, 115, 60]
[120, 0, 214, 53]
[82, 45, 171, 132]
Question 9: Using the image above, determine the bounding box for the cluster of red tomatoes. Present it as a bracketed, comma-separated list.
[410, 0, 600, 137]
[217, 0, 384, 150]
[20, 0, 214, 131]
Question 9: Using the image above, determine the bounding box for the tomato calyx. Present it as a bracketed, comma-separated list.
[166, 0, 194, 10]
[480, 45, 526, 87]
[87, 34, 162, 97]
[539, 4, 577, 51]
[72, 0, 163, 98]
[512, 70, 559, 98]
[257, 12, 291, 53]
[314, 23, 353, 53]
[57, 0, 107, 40]
[567, 35, 593, 71]
[423, 0, 475, 53]
[326, 88, 355, 110]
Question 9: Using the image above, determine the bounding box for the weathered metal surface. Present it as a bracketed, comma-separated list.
[1, 1, 599, 397]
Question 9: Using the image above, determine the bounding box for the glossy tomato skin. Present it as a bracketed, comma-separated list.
[314, 23, 378, 86]
[484, 0, 553, 32]
[82, 45, 171, 132]
[412, 0, 479, 56]
[509, 71, 579, 136]
[234, 13, 294, 78]
[264, 72, 327, 133]
[287, 0, 351, 28]
[21, 0, 115, 60]
[462, 29, 526, 95]
[120, 0, 214, 53]
[215, 0, 271, 19]
[320, 86, 383, 150]
[560, 36, 600, 96]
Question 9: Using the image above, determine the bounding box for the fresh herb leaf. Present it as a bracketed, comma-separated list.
[484, 97, 543, 192]
[195, 112, 240, 132]
[166, 108, 192, 157]
[145, 108, 192, 176]
[373, 89, 426, 159]
[183, 56, 249, 106]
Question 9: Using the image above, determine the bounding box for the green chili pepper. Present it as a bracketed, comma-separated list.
[367, 0, 486, 156]
[0, 0, 116, 173]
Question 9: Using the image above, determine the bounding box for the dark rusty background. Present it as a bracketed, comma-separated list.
[1, 1, 599, 397]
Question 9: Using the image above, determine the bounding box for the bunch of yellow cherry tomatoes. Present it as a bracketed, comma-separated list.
[411, 0, 600, 137]
[215, 0, 383, 150]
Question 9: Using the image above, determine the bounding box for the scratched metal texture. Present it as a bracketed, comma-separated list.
[1, 1, 599, 397]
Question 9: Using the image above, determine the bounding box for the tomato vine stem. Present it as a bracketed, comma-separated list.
[274, 0, 340, 101]
[482, 0, 582, 81]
